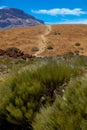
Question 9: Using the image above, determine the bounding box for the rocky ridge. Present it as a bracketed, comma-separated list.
[0, 8, 44, 29]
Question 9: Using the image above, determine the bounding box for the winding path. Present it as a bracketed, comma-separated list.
[34, 25, 52, 56]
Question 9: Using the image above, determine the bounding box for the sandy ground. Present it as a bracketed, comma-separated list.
[34, 25, 52, 56]
[0, 24, 87, 56]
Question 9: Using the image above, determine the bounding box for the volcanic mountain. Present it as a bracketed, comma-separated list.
[0, 8, 44, 29]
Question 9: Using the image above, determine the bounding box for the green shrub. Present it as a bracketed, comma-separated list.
[31, 47, 39, 52]
[0, 70, 43, 129]
[74, 50, 79, 55]
[54, 31, 60, 35]
[79, 47, 84, 50]
[6, 47, 19, 52]
[29, 60, 79, 98]
[0, 59, 83, 129]
[63, 52, 74, 58]
[75, 42, 81, 46]
[33, 74, 87, 130]
[68, 56, 87, 67]
[47, 45, 53, 50]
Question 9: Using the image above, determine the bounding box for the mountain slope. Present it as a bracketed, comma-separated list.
[0, 8, 44, 29]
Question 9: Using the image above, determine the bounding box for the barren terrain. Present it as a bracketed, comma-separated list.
[0, 24, 87, 56]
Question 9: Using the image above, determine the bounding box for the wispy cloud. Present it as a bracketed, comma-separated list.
[60, 19, 87, 24]
[32, 8, 86, 16]
[45, 19, 87, 24]
[0, 6, 7, 9]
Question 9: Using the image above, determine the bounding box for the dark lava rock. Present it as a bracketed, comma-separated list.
[0, 47, 34, 60]
[0, 49, 5, 56]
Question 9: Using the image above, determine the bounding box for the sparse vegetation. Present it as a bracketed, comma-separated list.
[74, 50, 80, 55]
[75, 42, 81, 46]
[54, 31, 60, 35]
[79, 47, 84, 50]
[0, 24, 87, 130]
[31, 47, 39, 52]
[63, 51, 74, 58]
[0, 56, 87, 130]
[47, 45, 53, 50]
[33, 74, 87, 130]
[0, 25, 87, 56]
[6, 47, 19, 52]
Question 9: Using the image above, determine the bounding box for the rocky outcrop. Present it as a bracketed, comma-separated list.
[0, 48, 35, 60]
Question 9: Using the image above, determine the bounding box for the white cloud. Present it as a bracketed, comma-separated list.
[60, 19, 87, 24]
[0, 6, 7, 9]
[32, 8, 86, 16]
[45, 19, 87, 24]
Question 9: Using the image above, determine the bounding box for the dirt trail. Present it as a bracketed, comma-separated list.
[34, 25, 52, 56]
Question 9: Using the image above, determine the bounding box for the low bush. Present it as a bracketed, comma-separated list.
[47, 45, 53, 50]
[68, 56, 87, 67]
[79, 47, 84, 50]
[75, 42, 81, 46]
[33, 74, 87, 130]
[74, 50, 79, 55]
[6, 47, 19, 52]
[54, 31, 60, 35]
[0, 69, 44, 129]
[0, 59, 79, 129]
[63, 51, 74, 58]
[31, 47, 39, 52]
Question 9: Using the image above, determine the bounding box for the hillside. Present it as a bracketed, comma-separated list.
[0, 24, 87, 56]
[1, 24, 87, 130]
[0, 8, 44, 29]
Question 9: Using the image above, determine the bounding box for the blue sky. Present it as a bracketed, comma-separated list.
[0, 0, 87, 24]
